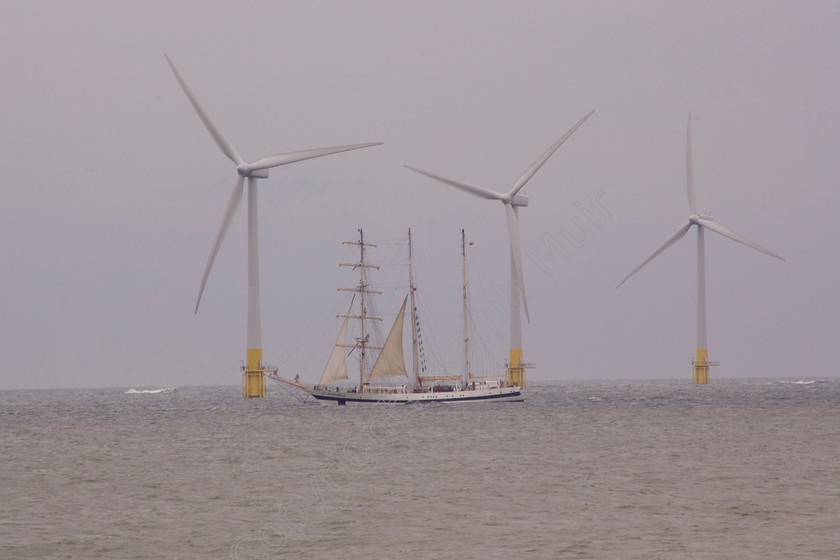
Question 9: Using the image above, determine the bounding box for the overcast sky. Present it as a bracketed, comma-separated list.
[1, 1, 838, 390]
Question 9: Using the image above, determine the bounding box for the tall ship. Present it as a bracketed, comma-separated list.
[270, 229, 523, 404]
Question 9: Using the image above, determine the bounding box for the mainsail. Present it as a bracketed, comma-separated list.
[319, 302, 352, 385]
[368, 296, 408, 381]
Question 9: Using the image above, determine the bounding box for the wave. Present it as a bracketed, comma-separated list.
[778, 380, 817, 385]
[124, 387, 178, 394]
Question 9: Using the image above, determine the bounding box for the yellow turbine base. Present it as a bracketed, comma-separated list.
[242, 371, 266, 398]
[247, 348, 263, 372]
[693, 349, 710, 384]
[507, 348, 526, 389]
[243, 348, 266, 398]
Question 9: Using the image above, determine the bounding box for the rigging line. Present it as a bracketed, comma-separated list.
[466, 243, 506, 371]
[342, 293, 360, 361]
[274, 264, 347, 375]
[275, 305, 339, 374]
[412, 274, 455, 375]
[273, 377, 309, 403]
[410, 230, 462, 374]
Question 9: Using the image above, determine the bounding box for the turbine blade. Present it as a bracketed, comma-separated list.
[248, 142, 383, 172]
[507, 109, 595, 198]
[165, 55, 243, 166]
[404, 165, 504, 200]
[505, 204, 530, 323]
[696, 218, 785, 261]
[616, 221, 692, 288]
[687, 113, 697, 214]
[195, 176, 245, 313]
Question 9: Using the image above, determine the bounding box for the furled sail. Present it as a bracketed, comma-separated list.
[368, 295, 408, 381]
[319, 304, 352, 385]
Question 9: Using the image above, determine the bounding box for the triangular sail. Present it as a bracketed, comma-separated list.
[319, 301, 353, 385]
[368, 295, 408, 381]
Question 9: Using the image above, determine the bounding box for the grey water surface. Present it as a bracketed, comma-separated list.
[2, 378, 838, 559]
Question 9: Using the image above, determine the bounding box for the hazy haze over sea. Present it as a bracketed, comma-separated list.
[2, 2, 838, 392]
[2, 378, 838, 559]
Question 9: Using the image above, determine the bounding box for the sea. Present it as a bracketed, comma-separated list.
[1, 377, 838, 559]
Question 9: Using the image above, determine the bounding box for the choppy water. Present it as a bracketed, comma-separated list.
[1, 378, 839, 559]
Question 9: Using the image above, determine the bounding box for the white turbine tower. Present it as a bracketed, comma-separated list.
[166, 56, 381, 397]
[617, 114, 784, 383]
[405, 110, 594, 389]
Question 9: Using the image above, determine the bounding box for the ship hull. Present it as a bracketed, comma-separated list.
[306, 386, 523, 405]
[268, 375, 524, 404]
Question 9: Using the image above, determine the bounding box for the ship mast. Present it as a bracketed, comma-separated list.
[462, 229, 471, 387]
[408, 229, 421, 388]
[339, 229, 381, 393]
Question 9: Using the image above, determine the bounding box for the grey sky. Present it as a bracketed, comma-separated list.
[1, 1, 837, 390]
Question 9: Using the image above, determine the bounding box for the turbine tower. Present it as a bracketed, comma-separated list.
[617, 114, 784, 383]
[405, 110, 594, 389]
[166, 56, 381, 397]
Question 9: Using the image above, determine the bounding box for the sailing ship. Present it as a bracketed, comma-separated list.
[269, 229, 523, 404]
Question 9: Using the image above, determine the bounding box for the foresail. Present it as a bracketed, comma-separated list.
[319, 310, 351, 385]
[368, 295, 408, 381]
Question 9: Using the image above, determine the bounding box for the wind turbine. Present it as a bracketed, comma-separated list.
[166, 56, 381, 397]
[617, 114, 784, 383]
[405, 110, 594, 389]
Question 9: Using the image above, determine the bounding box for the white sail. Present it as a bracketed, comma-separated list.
[319, 307, 351, 385]
[368, 296, 408, 381]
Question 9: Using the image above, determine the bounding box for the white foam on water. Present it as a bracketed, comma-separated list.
[124, 387, 178, 394]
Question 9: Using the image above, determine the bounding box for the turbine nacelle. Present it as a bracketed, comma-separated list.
[506, 193, 529, 207]
[689, 213, 714, 225]
[236, 163, 270, 178]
